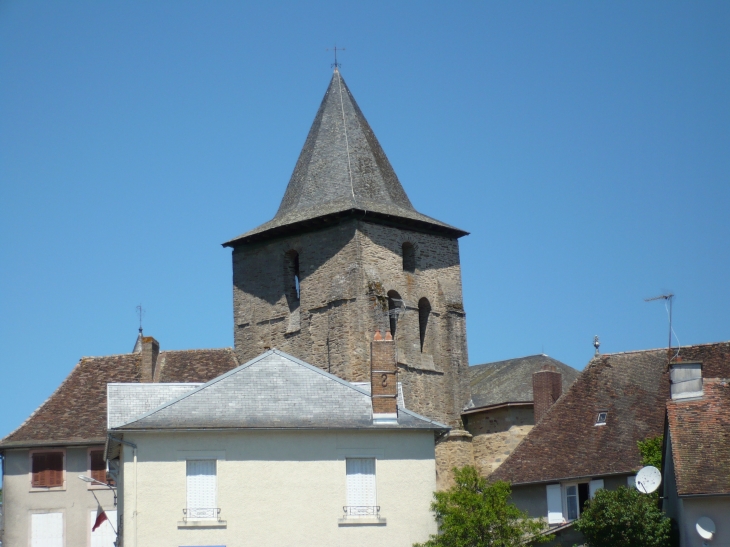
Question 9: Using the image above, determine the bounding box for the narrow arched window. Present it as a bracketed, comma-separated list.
[284, 250, 300, 302]
[402, 242, 416, 273]
[418, 297, 431, 352]
[387, 290, 402, 339]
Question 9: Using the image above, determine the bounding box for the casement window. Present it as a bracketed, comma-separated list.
[546, 479, 604, 523]
[345, 458, 377, 517]
[186, 460, 217, 520]
[90, 509, 117, 547]
[31, 512, 63, 547]
[31, 451, 64, 488]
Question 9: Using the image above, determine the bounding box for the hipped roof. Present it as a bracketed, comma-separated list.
[223, 69, 466, 247]
[112, 349, 448, 431]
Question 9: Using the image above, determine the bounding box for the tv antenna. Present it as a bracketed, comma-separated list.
[644, 293, 675, 349]
[135, 304, 145, 334]
[326, 45, 345, 69]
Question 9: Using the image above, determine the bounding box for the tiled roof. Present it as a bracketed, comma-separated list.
[223, 69, 466, 247]
[468, 354, 579, 408]
[667, 378, 730, 496]
[114, 350, 448, 431]
[0, 348, 239, 448]
[491, 341, 730, 485]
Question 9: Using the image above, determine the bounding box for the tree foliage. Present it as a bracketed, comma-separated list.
[637, 435, 663, 469]
[415, 466, 552, 547]
[575, 486, 674, 547]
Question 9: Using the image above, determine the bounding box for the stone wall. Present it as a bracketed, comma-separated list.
[231, 218, 470, 427]
[435, 431, 475, 490]
[463, 406, 535, 476]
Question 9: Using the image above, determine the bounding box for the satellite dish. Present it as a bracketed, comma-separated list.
[696, 517, 716, 541]
[635, 466, 662, 494]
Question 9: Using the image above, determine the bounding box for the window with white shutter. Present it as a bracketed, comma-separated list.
[186, 460, 217, 520]
[90, 510, 117, 547]
[545, 484, 563, 524]
[31, 512, 63, 547]
[345, 458, 377, 517]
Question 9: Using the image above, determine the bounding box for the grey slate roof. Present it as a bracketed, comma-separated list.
[112, 349, 447, 431]
[468, 354, 579, 409]
[107, 383, 201, 429]
[223, 69, 467, 247]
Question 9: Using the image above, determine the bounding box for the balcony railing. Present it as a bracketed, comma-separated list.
[183, 508, 221, 522]
[342, 506, 380, 518]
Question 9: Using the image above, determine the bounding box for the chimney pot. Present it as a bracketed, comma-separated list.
[373, 331, 383, 341]
[385, 331, 393, 341]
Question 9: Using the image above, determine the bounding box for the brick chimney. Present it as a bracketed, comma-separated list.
[371, 331, 398, 417]
[532, 364, 562, 424]
[140, 336, 160, 383]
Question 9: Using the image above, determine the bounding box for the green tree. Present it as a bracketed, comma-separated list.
[415, 466, 552, 547]
[575, 486, 673, 547]
[637, 435, 663, 469]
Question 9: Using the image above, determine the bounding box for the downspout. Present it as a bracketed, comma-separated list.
[107, 435, 137, 547]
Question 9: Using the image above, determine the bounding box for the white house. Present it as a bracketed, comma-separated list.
[106, 340, 448, 547]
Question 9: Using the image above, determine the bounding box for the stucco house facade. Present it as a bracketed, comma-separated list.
[106, 341, 448, 547]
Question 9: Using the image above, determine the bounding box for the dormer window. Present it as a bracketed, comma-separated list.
[595, 412, 607, 426]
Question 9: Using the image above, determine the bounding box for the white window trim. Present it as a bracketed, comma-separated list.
[86, 447, 110, 490]
[547, 480, 604, 524]
[28, 449, 66, 492]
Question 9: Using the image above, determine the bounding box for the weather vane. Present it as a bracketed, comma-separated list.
[327, 45, 345, 69]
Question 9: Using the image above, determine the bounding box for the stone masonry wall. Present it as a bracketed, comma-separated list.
[463, 406, 534, 477]
[231, 218, 470, 427]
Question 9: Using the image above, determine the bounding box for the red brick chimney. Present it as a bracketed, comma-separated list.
[371, 331, 398, 416]
[532, 364, 562, 424]
[140, 336, 160, 383]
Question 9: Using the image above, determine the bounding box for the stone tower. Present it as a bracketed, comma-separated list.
[223, 69, 470, 427]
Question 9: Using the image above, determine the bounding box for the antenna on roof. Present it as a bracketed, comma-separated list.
[135, 304, 145, 335]
[644, 293, 675, 350]
[327, 45, 345, 69]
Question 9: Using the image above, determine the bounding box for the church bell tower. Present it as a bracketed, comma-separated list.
[223, 69, 470, 427]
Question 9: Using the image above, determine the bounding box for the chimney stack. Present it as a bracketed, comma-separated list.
[140, 336, 160, 383]
[532, 364, 562, 424]
[371, 331, 398, 417]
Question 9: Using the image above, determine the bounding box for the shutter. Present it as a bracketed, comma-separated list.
[90, 450, 106, 483]
[546, 484, 563, 524]
[31, 512, 63, 547]
[346, 458, 377, 511]
[48, 452, 64, 487]
[186, 460, 217, 519]
[91, 510, 117, 547]
[589, 479, 604, 498]
[32, 453, 47, 487]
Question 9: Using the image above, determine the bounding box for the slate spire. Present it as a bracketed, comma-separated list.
[224, 69, 466, 246]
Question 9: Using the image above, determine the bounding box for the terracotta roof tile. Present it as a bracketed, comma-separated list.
[0, 348, 239, 448]
[491, 342, 730, 485]
[667, 378, 730, 496]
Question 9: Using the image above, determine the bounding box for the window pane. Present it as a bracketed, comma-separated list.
[566, 485, 578, 521]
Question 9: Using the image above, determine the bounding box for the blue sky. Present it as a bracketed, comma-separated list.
[1, 1, 728, 439]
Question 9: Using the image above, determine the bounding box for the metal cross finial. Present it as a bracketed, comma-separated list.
[327, 45, 346, 69]
[593, 335, 600, 355]
[136, 304, 145, 334]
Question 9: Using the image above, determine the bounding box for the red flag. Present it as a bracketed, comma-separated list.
[92, 508, 108, 531]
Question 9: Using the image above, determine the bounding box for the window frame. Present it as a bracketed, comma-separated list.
[29, 449, 66, 492]
[595, 411, 608, 426]
[186, 459, 218, 521]
[344, 457, 378, 517]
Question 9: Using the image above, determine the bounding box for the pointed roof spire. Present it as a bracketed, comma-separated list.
[224, 70, 467, 247]
[132, 328, 143, 353]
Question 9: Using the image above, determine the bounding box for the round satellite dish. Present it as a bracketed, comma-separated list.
[635, 466, 662, 494]
[696, 517, 716, 540]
